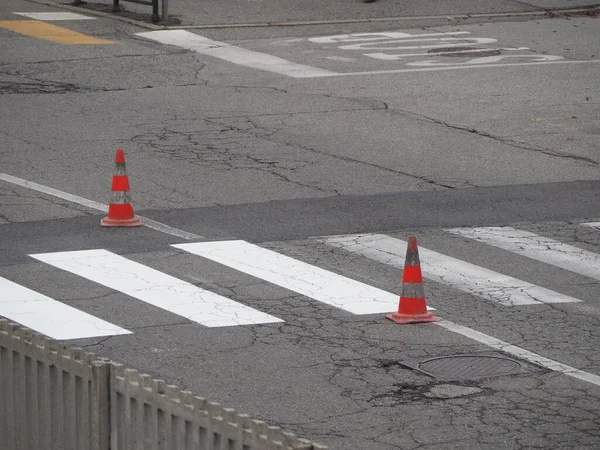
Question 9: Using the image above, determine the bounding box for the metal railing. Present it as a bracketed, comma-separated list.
[0, 319, 327, 450]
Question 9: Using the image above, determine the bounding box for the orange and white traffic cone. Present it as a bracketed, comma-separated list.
[100, 148, 142, 227]
[387, 236, 437, 324]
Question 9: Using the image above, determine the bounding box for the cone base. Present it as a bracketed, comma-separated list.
[101, 215, 142, 227]
[386, 311, 438, 324]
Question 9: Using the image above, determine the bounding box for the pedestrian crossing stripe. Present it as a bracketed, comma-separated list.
[0, 276, 131, 340]
[0, 226, 597, 340]
[321, 233, 582, 306]
[30, 249, 283, 328]
[448, 227, 600, 281]
[172, 240, 422, 315]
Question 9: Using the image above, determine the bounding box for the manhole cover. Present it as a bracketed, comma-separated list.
[399, 353, 524, 381]
[428, 47, 502, 57]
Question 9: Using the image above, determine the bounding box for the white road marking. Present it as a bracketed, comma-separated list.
[328, 59, 600, 77]
[0, 173, 202, 240]
[308, 31, 471, 44]
[135, 30, 338, 78]
[366, 47, 530, 60]
[0, 276, 131, 340]
[30, 249, 283, 327]
[172, 240, 424, 315]
[13, 12, 95, 21]
[582, 222, 600, 230]
[448, 227, 600, 281]
[436, 319, 600, 387]
[321, 234, 582, 306]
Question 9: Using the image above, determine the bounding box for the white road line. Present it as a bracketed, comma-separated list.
[448, 227, 600, 281]
[0, 276, 131, 340]
[135, 30, 339, 78]
[30, 249, 283, 328]
[321, 234, 582, 306]
[172, 240, 421, 315]
[324, 59, 600, 77]
[13, 12, 95, 20]
[582, 222, 600, 230]
[0, 173, 202, 240]
[436, 319, 600, 387]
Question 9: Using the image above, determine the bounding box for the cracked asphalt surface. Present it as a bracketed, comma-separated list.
[1, 0, 600, 448]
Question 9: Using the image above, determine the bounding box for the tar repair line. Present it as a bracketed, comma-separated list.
[2, 174, 599, 387]
[0, 173, 202, 240]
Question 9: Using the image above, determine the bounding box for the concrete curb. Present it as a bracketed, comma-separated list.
[24, 0, 600, 31]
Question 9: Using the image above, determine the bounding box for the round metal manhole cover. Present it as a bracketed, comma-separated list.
[428, 47, 502, 57]
[418, 354, 522, 380]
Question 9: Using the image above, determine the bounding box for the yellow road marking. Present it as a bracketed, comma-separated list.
[0, 20, 115, 44]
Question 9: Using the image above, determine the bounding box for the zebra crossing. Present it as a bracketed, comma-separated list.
[1, 223, 599, 341]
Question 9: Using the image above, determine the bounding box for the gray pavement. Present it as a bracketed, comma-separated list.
[1, 0, 600, 448]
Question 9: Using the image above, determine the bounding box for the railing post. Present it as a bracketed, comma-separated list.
[91, 360, 110, 450]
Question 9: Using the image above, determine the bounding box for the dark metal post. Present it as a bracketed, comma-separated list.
[162, 0, 169, 22]
[151, 0, 159, 22]
[112, 0, 121, 13]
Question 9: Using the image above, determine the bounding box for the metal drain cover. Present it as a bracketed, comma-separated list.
[399, 353, 524, 381]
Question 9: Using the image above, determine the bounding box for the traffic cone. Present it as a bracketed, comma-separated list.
[386, 236, 437, 324]
[100, 148, 142, 227]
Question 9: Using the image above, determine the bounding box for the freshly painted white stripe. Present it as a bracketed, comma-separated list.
[0, 276, 131, 340]
[0, 173, 202, 240]
[172, 240, 422, 315]
[448, 227, 600, 281]
[582, 222, 600, 230]
[31, 250, 282, 327]
[436, 319, 600, 387]
[13, 12, 95, 21]
[135, 30, 338, 78]
[321, 234, 582, 306]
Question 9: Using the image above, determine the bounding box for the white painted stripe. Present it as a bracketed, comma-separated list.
[0, 276, 131, 340]
[315, 59, 600, 78]
[30, 249, 282, 327]
[135, 30, 338, 78]
[13, 12, 95, 21]
[0, 173, 108, 211]
[0, 173, 203, 240]
[172, 240, 420, 315]
[582, 222, 600, 230]
[448, 227, 600, 281]
[436, 319, 600, 387]
[321, 234, 582, 306]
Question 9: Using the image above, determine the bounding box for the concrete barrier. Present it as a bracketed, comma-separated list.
[0, 319, 327, 450]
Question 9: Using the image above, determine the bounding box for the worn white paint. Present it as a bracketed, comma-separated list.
[172, 240, 421, 315]
[582, 222, 600, 230]
[136, 30, 338, 78]
[0, 276, 131, 340]
[308, 31, 471, 44]
[448, 227, 600, 281]
[30, 249, 283, 327]
[13, 12, 95, 20]
[366, 47, 530, 60]
[436, 319, 600, 387]
[0, 173, 202, 240]
[321, 234, 582, 306]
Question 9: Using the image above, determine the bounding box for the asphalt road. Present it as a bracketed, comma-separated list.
[1, 0, 600, 448]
